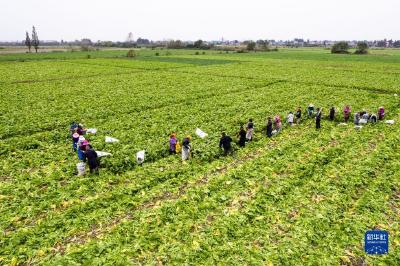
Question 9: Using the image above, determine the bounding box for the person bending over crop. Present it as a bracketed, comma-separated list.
[220, 132, 233, 156]
[84, 144, 99, 174]
[237, 126, 246, 147]
[246, 119, 254, 141]
[274, 115, 282, 132]
[266, 117, 273, 137]
[182, 136, 191, 161]
[315, 108, 322, 129]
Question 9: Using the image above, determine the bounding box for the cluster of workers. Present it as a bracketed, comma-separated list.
[169, 105, 387, 159]
[70, 105, 387, 174]
[70, 122, 99, 174]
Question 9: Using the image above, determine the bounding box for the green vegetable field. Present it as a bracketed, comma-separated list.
[0, 48, 399, 265]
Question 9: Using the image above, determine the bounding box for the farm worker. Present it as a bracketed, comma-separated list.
[362, 111, 369, 120]
[287, 112, 294, 126]
[169, 133, 177, 154]
[370, 113, 377, 123]
[69, 122, 79, 135]
[307, 104, 315, 118]
[77, 124, 86, 135]
[354, 113, 360, 125]
[72, 132, 80, 152]
[246, 119, 254, 141]
[315, 108, 322, 129]
[182, 136, 191, 161]
[329, 106, 336, 121]
[83, 144, 99, 174]
[343, 105, 351, 122]
[378, 106, 385, 120]
[266, 117, 273, 138]
[295, 107, 302, 124]
[219, 132, 233, 156]
[274, 115, 282, 132]
[237, 126, 247, 147]
[77, 136, 86, 161]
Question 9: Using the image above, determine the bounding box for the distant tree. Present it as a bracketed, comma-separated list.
[354, 41, 369, 54]
[246, 41, 256, 51]
[256, 40, 270, 51]
[376, 39, 387, 48]
[31, 26, 39, 53]
[331, 41, 349, 54]
[193, 39, 203, 49]
[167, 40, 184, 49]
[25, 31, 31, 53]
[393, 40, 400, 48]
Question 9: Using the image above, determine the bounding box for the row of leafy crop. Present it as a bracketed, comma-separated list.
[1, 81, 397, 227]
[168, 57, 400, 93]
[1, 85, 397, 265]
[42, 114, 400, 265]
[1, 113, 313, 265]
[0, 71, 265, 139]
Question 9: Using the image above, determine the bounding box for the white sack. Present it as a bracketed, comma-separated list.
[105, 136, 119, 143]
[137, 150, 145, 164]
[96, 151, 112, 157]
[77, 162, 86, 176]
[195, 128, 208, 139]
[385, 120, 395, 125]
[87, 128, 97, 134]
[359, 119, 368, 124]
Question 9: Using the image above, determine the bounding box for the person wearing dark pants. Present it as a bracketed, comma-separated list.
[266, 117, 273, 138]
[315, 108, 322, 129]
[219, 132, 233, 156]
[237, 127, 246, 148]
[84, 145, 99, 174]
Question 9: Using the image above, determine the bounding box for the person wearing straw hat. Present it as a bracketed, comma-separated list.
[182, 136, 191, 161]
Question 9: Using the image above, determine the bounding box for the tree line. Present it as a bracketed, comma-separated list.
[25, 26, 39, 53]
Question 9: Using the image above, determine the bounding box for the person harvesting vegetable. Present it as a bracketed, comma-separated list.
[295, 107, 302, 124]
[219, 132, 233, 156]
[246, 119, 254, 141]
[378, 106, 385, 120]
[169, 133, 178, 154]
[287, 112, 294, 126]
[237, 126, 246, 147]
[307, 104, 315, 118]
[344, 105, 351, 122]
[329, 106, 336, 121]
[182, 136, 191, 161]
[266, 117, 273, 138]
[315, 108, 322, 129]
[84, 144, 99, 174]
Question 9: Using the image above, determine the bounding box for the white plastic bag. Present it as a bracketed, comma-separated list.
[105, 136, 119, 143]
[77, 162, 86, 176]
[96, 151, 112, 157]
[385, 120, 395, 125]
[136, 150, 145, 164]
[359, 119, 368, 124]
[87, 128, 97, 134]
[354, 125, 363, 130]
[195, 128, 208, 139]
[272, 129, 278, 135]
[338, 123, 348, 126]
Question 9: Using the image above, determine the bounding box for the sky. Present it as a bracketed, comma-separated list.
[1, 0, 399, 42]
